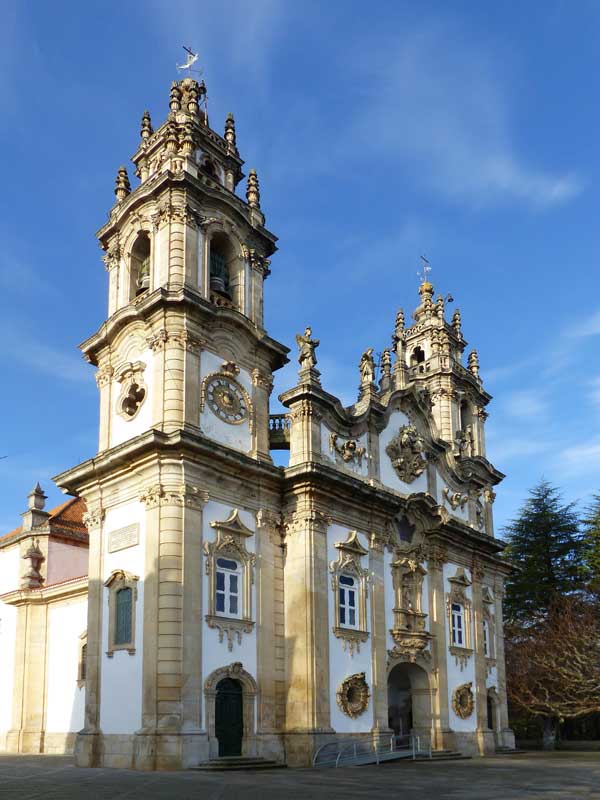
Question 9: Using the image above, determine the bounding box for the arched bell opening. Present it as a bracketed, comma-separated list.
[129, 232, 151, 299]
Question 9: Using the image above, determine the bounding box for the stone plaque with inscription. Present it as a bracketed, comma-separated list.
[108, 523, 140, 553]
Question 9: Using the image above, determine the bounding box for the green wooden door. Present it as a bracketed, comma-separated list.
[215, 678, 243, 757]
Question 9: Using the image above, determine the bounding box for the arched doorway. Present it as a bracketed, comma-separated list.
[387, 662, 432, 740]
[215, 678, 243, 757]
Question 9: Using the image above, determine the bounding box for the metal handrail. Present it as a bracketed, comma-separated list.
[313, 733, 431, 768]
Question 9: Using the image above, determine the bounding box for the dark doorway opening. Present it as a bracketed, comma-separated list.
[388, 665, 413, 736]
[215, 677, 243, 757]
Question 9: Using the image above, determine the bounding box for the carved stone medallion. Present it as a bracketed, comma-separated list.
[336, 672, 371, 718]
[452, 682, 475, 719]
[385, 425, 427, 483]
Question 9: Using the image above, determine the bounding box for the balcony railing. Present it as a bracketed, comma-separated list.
[269, 414, 291, 450]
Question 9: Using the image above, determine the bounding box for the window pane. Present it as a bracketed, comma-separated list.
[81, 643, 87, 680]
[229, 595, 238, 615]
[340, 606, 346, 625]
[216, 571, 225, 591]
[216, 591, 225, 613]
[115, 587, 132, 645]
[229, 574, 238, 594]
[339, 588, 345, 605]
[217, 557, 238, 571]
[339, 575, 355, 587]
[349, 608, 356, 626]
[348, 590, 356, 608]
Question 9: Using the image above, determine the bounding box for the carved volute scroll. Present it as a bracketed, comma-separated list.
[204, 509, 256, 650]
[336, 672, 371, 718]
[329, 531, 369, 655]
[386, 425, 427, 483]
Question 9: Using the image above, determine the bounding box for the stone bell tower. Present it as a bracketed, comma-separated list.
[55, 75, 288, 770]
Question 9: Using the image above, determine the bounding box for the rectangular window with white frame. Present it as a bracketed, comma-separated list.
[215, 557, 241, 618]
[339, 575, 357, 628]
[451, 602, 464, 646]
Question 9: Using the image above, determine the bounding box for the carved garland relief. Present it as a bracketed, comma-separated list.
[329, 433, 366, 467]
[452, 682, 475, 719]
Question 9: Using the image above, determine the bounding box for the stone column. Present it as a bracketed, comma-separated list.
[426, 543, 451, 750]
[252, 370, 273, 463]
[471, 563, 493, 754]
[369, 535, 390, 733]
[75, 505, 105, 767]
[180, 486, 209, 767]
[255, 509, 285, 760]
[493, 577, 515, 749]
[283, 509, 333, 766]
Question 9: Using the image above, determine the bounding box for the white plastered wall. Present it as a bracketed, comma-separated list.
[45, 597, 87, 733]
[379, 410, 429, 495]
[202, 502, 257, 730]
[327, 525, 374, 733]
[443, 563, 477, 732]
[99, 501, 146, 734]
[199, 351, 252, 454]
[0, 545, 20, 741]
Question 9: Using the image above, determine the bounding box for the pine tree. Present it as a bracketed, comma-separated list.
[581, 493, 600, 598]
[502, 480, 585, 624]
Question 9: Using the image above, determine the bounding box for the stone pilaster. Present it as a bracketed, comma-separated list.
[75, 504, 106, 767]
[471, 562, 494, 754]
[287, 400, 321, 467]
[252, 370, 273, 462]
[369, 536, 390, 732]
[282, 508, 333, 765]
[426, 543, 451, 750]
[493, 578, 515, 749]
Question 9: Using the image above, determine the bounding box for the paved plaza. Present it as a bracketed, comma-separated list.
[0, 752, 599, 800]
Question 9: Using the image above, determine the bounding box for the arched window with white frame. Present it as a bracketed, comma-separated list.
[339, 574, 358, 629]
[215, 557, 241, 618]
[451, 602, 465, 646]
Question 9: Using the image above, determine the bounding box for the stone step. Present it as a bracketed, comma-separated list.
[192, 756, 286, 771]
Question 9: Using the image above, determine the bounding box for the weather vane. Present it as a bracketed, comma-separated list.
[176, 46, 202, 76]
[417, 254, 431, 284]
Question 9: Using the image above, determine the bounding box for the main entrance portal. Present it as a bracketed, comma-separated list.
[387, 662, 432, 739]
[215, 677, 243, 756]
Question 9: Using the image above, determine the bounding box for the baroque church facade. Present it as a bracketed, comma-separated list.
[0, 76, 515, 769]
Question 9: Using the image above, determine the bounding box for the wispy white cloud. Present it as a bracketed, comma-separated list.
[559, 439, 600, 475]
[486, 435, 552, 464]
[569, 309, 600, 338]
[351, 24, 582, 209]
[502, 389, 547, 420]
[0, 322, 90, 384]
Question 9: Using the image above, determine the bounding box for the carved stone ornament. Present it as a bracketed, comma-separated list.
[21, 538, 45, 589]
[389, 544, 432, 662]
[115, 361, 147, 421]
[443, 488, 468, 510]
[329, 433, 366, 467]
[385, 426, 427, 483]
[452, 682, 475, 719]
[336, 672, 371, 718]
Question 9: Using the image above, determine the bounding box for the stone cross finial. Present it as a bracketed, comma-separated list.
[140, 110, 153, 140]
[468, 350, 480, 379]
[246, 169, 260, 208]
[114, 166, 131, 202]
[225, 113, 237, 152]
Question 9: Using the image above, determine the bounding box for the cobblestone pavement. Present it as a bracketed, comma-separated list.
[0, 752, 599, 800]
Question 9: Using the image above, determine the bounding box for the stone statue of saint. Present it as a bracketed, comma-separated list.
[359, 348, 375, 386]
[296, 326, 319, 372]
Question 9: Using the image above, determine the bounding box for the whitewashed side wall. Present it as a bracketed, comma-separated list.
[202, 501, 257, 729]
[320, 425, 369, 479]
[0, 545, 20, 741]
[110, 347, 155, 449]
[379, 411, 428, 495]
[99, 501, 145, 734]
[443, 564, 477, 732]
[199, 351, 253, 454]
[327, 525, 373, 733]
[46, 540, 89, 585]
[45, 597, 87, 733]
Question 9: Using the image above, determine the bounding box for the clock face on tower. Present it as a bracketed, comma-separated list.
[205, 375, 249, 425]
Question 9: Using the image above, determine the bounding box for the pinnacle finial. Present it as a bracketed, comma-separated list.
[28, 483, 47, 511]
[246, 169, 261, 209]
[452, 308, 462, 337]
[468, 349, 480, 380]
[225, 112, 237, 153]
[140, 110, 153, 140]
[396, 308, 405, 331]
[169, 81, 182, 113]
[114, 166, 131, 203]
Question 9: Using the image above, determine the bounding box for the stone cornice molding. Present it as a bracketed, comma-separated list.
[1, 575, 88, 606]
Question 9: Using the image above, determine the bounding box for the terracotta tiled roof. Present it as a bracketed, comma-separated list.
[0, 497, 88, 547]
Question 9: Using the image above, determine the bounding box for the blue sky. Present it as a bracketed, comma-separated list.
[1, 0, 599, 535]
